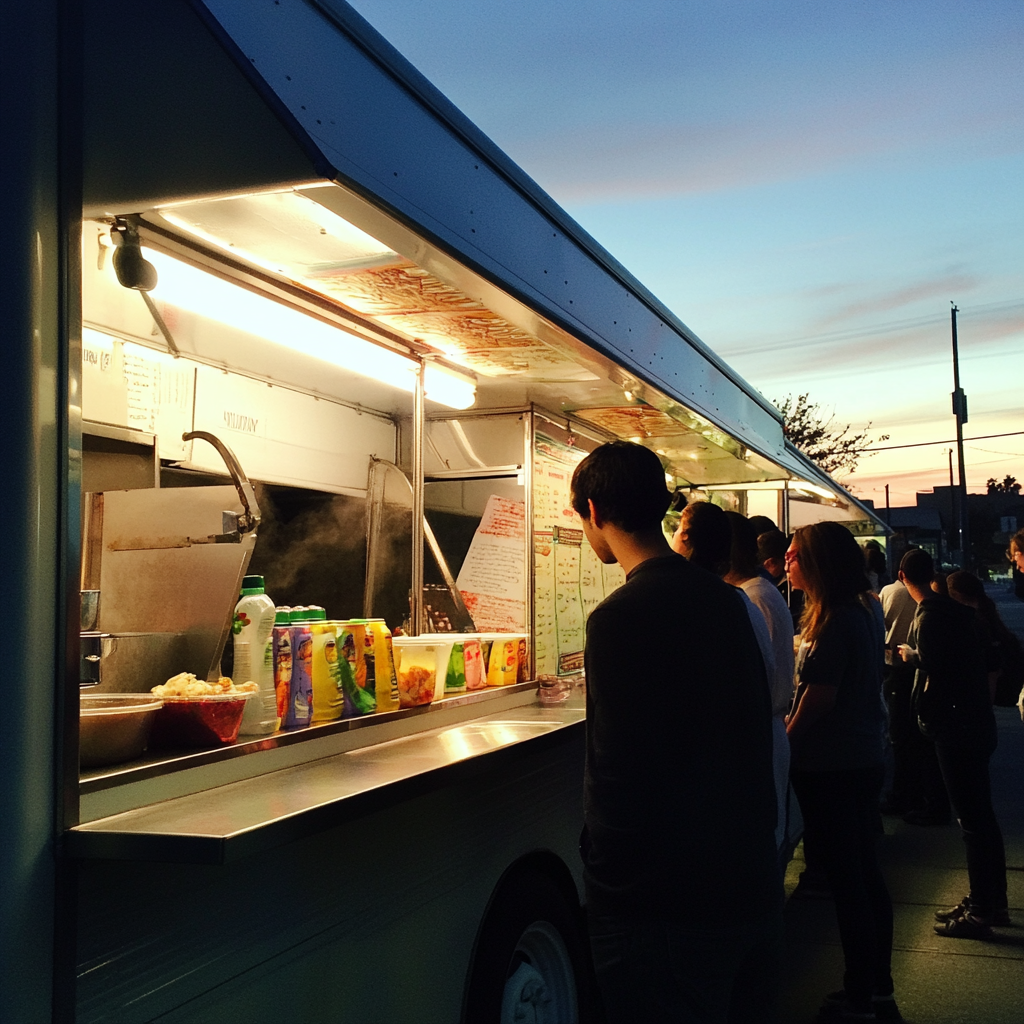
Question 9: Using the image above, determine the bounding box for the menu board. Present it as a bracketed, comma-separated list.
[456, 494, 527, 632]
[533, 433, 625, 676]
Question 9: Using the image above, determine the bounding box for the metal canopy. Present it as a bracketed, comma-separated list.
[189, 0, 793, 468]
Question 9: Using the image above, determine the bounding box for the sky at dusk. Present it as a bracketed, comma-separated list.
[348, 0, 1023, 508]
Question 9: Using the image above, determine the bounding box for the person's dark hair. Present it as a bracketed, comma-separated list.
[948, 570, 1019, 648]
[746, 514, 777, 538]
[864, 543, 887, 577]
[680, 501, 732, 575]
[724, 511, 759, 579]
[1010, 527, 1024, 557]
[791, 521, 872, 641]
[757, 528, 788, 564]
[570, 441, 671, 533]
[899, 547, 934, 587]
[931, 571, 948, 597]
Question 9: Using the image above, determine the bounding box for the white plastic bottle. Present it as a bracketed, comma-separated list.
[234, 574, 279, 735]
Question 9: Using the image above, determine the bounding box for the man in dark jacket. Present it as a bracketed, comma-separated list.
[571, 441, 782, 1023]
[900, 558, 1009, 936]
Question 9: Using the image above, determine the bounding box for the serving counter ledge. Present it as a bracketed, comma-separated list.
[66, 699, 584, 865]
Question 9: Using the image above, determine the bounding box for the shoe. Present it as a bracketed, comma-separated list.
[879, 799, 910, 816]
[824, 989, 903, 1021]
[935, 898, 1011, 927]
[789, 880, 832, 900]
[902, 809, 950, 826]
[934, 911, 993, 938]
[818, 991, 875, 1020]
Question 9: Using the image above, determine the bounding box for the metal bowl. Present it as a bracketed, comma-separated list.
[80, 693, 163, 768]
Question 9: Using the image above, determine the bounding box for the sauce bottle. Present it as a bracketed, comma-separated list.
[234, 574, 279, 736]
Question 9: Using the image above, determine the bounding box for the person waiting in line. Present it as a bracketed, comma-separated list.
[759, 527, 803, 633]
[947, 570, 1023, 705]
[785, 522, 897, 1022]
[864, 540, 890, 594]
[1008, 527, 1024, 602]
[758, 528, 788, 586]
[724, 511, 796, 860]
[672, 502, 776, 683]
[883, 553, 951, 827]
[571, 444, 782, 1023]
[931, 571, 949, 597]
[878, 550, 949, 824]
[899, 560, 1010, 936]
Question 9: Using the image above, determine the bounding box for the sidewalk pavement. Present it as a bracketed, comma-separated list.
[777, 584, 1024, 1024]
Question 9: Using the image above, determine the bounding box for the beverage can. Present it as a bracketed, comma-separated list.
[272, 621, 293, 723]
[367, 619, 400, 713]
[337, 620, 377, 718]
[284, 620, 313, 728]
[310, 622, 343, 723]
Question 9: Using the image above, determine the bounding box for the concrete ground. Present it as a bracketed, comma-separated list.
[777, 584, 1024, 1024]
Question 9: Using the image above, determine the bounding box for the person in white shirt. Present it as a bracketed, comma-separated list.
[725, 511, 796, 855]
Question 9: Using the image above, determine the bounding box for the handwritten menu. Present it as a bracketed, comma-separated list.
[533, 433, 625, 676]
[456, 495, 527, 631]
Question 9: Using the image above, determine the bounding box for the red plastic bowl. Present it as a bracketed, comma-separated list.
[149, 693, 252, 748]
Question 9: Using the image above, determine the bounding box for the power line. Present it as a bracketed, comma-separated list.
[862, 430, 1024, 453]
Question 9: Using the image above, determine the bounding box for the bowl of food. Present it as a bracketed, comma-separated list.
[148, 674, 257, 748]
[79, 693, 163, 768]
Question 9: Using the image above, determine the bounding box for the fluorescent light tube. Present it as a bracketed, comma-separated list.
[144, 249, 473, 409]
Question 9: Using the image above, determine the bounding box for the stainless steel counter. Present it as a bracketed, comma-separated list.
[67, 701, 584, 864]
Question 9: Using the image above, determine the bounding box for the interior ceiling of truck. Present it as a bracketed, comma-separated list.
[132, 185, 794, 488]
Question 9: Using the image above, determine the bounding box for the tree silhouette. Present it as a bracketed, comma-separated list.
[986, 475, 1021, 495]
[773, 393, 889, 477]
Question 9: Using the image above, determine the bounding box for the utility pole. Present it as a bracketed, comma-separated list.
[950, 303, 970, 567]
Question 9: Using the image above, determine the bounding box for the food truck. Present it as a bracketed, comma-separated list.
[1, 1, 889, 1021]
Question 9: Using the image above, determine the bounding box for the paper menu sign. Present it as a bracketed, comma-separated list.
[456, 495, 527, 632]
[532, 432, 624, 676]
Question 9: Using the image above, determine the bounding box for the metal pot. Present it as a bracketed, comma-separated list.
[83, 631, 188, 694]
[79, 694, 163, 768]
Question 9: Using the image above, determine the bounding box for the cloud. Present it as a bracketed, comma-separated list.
[814, 275, 982, 329]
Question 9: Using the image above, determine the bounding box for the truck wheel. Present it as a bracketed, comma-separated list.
[465, 868, 590, 1024]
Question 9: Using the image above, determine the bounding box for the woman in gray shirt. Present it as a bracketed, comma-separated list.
[786, 522, 895, 1022]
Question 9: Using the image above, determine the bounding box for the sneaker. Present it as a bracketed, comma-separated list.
[902, 809, 950, 826]
[818, 992, 875, 1020]
[934, 911, 993, 939]
[824, 989, 903, 1022]
[935, 898, 1011, 927]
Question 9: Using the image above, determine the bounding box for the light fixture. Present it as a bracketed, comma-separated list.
[424, 361, 476, 410]
[143, 249, 474, 408]
[791, 480, 839, 501]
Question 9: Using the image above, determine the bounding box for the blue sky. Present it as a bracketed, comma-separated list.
[348, 0, 1023, 505]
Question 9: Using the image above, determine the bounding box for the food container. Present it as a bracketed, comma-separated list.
[480, 633, 528, 686]
[79, 693, 163, 768]
[148, 692, 253, 748]
[391, 637, 441, 707]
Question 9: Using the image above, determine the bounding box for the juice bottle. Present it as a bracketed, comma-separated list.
[234, 575, 279, 735]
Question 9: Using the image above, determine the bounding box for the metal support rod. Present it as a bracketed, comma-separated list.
[524, 410, 535, 681]
[410, 362, 425, 636]
[950, 304, 970, 565]
[884, 484, 891, 579]
[947, 447, 956, 561]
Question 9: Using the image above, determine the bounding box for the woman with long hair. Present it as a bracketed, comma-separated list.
[786, 522, 896, 1021]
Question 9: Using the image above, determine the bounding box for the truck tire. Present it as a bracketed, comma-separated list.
[464, 868, 592, 1024]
